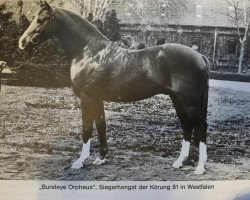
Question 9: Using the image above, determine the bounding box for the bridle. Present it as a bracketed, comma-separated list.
[30, 7, 56, 45]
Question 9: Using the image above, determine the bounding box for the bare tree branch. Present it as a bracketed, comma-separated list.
[223, 0, 250, 73]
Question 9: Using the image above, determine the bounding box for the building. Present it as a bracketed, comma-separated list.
[110, 0, 250, 72]
[2, 0, 250, 72]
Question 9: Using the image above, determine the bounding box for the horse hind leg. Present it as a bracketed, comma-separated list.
[185, 106, 208, 175]
[170, 94, 194, 169]
[189, 81, 209, 174]
[171, 86, 208, 174]
[93, 101, 108, 165]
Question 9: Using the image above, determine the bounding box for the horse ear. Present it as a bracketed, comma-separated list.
[40, 0, 55, 15]
[40, 1, 50, 9]
[39, 0, 46, 7]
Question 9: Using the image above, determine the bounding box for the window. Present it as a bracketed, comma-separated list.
[157, 37, 165, 45]
[191, 38, 201, 51]
[227, 40, 238, 55]
[192, 44, 199, 51]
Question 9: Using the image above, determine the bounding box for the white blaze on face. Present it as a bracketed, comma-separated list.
[172, 139, 190, 168]
[71, 140, 91, 169]
[19, 15, 39, 49]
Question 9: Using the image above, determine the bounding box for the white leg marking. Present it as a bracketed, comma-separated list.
[71, 140, 90, 169]
[93, 157, 106, 165]
[194, 142, 207, 174]
[173, 139, 190, 168]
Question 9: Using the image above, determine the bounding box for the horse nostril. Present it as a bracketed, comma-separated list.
[19, 37, 26, 49]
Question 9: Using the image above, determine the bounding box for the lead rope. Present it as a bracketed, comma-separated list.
[6, 64, 24, 70]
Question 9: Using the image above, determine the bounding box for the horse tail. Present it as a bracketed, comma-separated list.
[201, 55, 210, 121]
[202, 77, 209, 121]
[201, 54, 210, 72]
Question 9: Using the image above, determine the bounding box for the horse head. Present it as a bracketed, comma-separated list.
[19, 0, 55, 50]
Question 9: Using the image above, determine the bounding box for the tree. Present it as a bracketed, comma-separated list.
[17, 0, 24, 19]
[93, 19, 105, 34]
[18, 14, 30, 34]
[0, 3, 18, 65]
[104, 10, 121, 41]
[225, 0, 250, 73]
[124, 0, 187, 25]
[12, 14, 32, 62]
[86, 12, 94, 22]
[62, 0, 114, 21]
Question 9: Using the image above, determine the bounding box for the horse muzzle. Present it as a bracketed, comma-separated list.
[19, 37, 27, 50]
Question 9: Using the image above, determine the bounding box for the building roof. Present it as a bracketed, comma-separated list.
[110, 0, 249, 28]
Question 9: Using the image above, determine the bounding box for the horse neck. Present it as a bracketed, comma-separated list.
[53, 9, 108, 59]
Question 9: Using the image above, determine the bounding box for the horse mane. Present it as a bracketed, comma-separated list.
[57, 8, 109, 41]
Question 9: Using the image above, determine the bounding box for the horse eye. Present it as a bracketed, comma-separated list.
[37, 16, 49, 24]
[37, 17, 48, 23]
[37, 18, 44, 23]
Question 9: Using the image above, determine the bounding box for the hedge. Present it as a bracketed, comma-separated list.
[209, 71, 250, 82]
[12, 62, 71, 87]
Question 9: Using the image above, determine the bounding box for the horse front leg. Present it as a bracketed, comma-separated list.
[71, 99, 94, 169]
[93, 101, 108, 165]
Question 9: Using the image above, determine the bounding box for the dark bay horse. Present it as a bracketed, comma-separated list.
[19, 1, 209, 174]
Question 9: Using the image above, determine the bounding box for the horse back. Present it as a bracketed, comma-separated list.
[71, 42, 209, 101]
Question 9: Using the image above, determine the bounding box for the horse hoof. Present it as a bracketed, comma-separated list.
[93, 157, 106, 165]
[194, 166, 205, 175]
[172, 161, 182, 169]
[71, 160, 83, 169]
